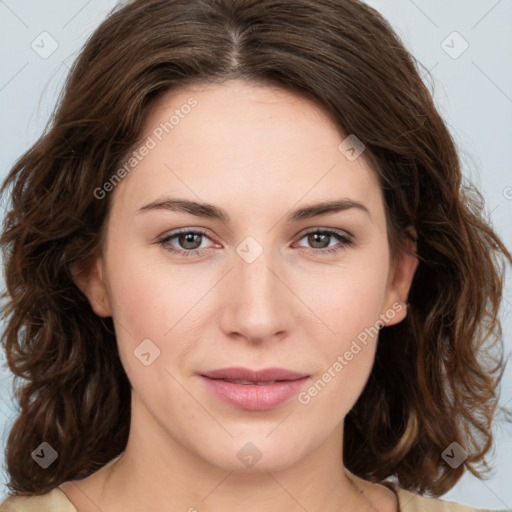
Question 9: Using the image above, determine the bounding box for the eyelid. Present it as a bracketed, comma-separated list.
[294, 225, 354, 241]
[162, 227, 217, 247]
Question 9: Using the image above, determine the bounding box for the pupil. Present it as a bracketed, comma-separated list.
[181, 233, 201, 249]
[310, 233, 328, 248]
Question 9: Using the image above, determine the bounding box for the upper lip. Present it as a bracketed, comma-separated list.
[200, 367, 309, 382]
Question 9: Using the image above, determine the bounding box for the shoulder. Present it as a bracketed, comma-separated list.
[389, 482, 505, 512]
[346, 469, 501, 512]
[0, 488, 77, 512]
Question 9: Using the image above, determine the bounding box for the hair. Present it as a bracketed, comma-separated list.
[1, 0, 511, 499]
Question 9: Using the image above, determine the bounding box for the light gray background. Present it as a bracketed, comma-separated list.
[0, 0, 511, 509]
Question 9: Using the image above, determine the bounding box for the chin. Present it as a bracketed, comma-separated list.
[195, 434, 312, 474]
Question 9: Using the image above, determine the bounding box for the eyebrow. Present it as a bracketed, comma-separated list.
[137, 197, 372, 223]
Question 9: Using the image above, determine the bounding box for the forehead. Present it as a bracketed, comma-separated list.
[108, 79, 383, 224]
[144, 79, 343, 152]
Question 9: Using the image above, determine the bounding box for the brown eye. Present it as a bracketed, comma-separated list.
[158, 229, 213, 257]
[295, 229, 354, 255]
[177, 232, 203, 250]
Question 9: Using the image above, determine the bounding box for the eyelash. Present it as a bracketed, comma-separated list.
[157, 228, 354, 257]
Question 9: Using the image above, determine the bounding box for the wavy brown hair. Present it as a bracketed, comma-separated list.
[1, 0, 511, 499]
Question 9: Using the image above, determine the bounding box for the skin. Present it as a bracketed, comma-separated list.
[62, 79, 418, 512]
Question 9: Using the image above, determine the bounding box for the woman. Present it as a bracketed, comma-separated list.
[0, 0, 510, 511]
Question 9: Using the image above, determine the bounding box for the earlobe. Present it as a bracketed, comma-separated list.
[381, 227, 418, 327]
[70, 257, 112, 318]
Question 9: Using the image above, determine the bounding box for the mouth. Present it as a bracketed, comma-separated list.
[199, 367, 310, 411]
[213, 379, 281, 385]
[200, 366, 309, 382]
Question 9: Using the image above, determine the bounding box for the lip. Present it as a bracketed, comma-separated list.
[199, 367, 310, 411]
[201, 367, 308, 382]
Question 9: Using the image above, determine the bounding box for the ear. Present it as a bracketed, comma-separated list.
[380, 226, 418, 327]
[70, 257, 112, 317]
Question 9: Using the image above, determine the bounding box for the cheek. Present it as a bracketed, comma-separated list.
[295, 255, 389, 404]
[300, 254, 389, 343]
[106, 234, 210, 323]
[103, 245, 208, 375]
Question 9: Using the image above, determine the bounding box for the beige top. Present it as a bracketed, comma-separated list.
[0, 474, 506, 511]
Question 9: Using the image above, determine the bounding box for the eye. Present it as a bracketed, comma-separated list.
[157, 228, 214, 257]
[157, 227, 354, 257]
[293, 229, 354, 255]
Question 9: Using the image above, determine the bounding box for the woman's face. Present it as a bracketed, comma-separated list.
[77, 79, 417, 473]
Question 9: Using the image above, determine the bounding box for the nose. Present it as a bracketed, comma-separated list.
[218, 244, 293, 345]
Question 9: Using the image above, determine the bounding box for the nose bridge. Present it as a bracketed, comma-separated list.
[236, 249, 276, 301]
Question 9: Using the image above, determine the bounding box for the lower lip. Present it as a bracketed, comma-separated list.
[200, 376, 310, 411]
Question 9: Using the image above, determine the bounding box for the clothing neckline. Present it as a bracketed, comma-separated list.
[345, 469, 401, 512]
[57, 480, 401, 512]
[379, 480, 401, 512]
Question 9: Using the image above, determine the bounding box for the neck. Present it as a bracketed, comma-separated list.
[64, 393, 390, 512]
